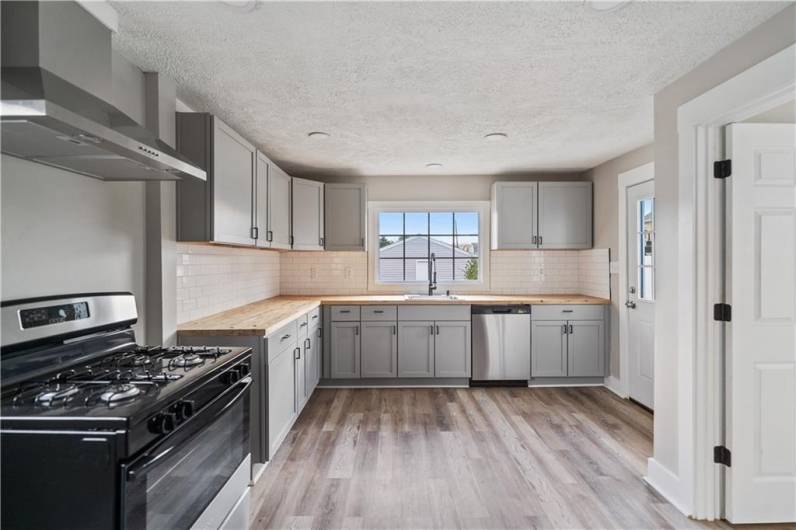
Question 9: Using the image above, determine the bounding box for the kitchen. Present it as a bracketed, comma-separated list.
[1, 1, 794, 529]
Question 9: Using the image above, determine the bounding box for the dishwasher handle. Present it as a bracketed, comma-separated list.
[471, 305, 531, 315]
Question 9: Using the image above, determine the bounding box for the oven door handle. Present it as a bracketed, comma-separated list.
[125, 376, 252, 480]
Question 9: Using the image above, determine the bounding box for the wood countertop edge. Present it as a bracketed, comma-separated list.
[176, 294, 610, 337]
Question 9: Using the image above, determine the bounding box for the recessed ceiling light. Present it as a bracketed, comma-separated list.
[586, 0, 630, 12]
[484, 132, 508, 141]
[220, 1, 258, 12]
[426, 163, 443, 169]
[307, 131, 330, 139]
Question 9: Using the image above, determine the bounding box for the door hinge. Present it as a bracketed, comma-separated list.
[713, 303, 732, 322]
[714, 445, 731, 467]
[714, 159, 732, 179]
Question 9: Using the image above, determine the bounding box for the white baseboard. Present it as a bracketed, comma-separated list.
[645, 458, 692, 517]
[527, 382, 603, 388]
[604, 375, 628, 398]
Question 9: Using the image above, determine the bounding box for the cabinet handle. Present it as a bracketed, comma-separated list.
[430, 325, 434, 335]
[436, 325, 440, 335]
[392, 325, 396, 335]
[562, 324, 567, 335]
[320, 237, 324, 246]
[538, 235, 543, 246]
[317, 328, 322, 338]
[374, 310, 384, 314]
[340, 310, 351, 314]
[562, 310, 573, 313]
[281, 334, 291, 342]
[251, 226, 259, 239]
[532, 235, 538, 245]
[267, 230, 273, 242]
[299, 322, 307, 328]
[305, 338, 311, 349]
[355, 325, 359, 336]
[294, 347, 301, 360]
[312, 314, 319, 320]
[569, 324, 573, 334]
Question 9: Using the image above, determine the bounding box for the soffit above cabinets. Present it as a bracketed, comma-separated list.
[111, 1, 785, 177]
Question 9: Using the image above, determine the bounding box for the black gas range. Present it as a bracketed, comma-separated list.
[1, 293, 253, 530]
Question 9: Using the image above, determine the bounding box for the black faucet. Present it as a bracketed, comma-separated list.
[428, 253, 437, 296]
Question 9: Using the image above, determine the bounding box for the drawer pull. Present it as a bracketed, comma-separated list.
[281, 334, 291, 341]
[312, 314, 318, 320]
[562, 310, 574, 313]
[373, 310, 384, 314]
[299, 322, 308, 328]
[339, 310, 351, 314]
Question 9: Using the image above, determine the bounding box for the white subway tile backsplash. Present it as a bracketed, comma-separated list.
[176, 243, 280, 324]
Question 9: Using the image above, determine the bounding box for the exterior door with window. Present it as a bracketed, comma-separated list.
[626, 179, 655, 409]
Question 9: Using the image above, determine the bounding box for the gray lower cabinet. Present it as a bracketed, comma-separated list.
[568, 320, 605, 377]
[361, 322, 398, 378]
[324, 183, 367, 251]
[268, 346, 296, 457]
[305, 324, 321, 396]
[397, 321, 435, 378]
[531, 320, 568, 377]
[330, 322, 361, 378]
[531, 317, 605, 378]
[295, 320, 309, 411]
[435, 321, 471, 377]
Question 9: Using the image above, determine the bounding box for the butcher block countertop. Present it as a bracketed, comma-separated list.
[177, 294, 610, 337]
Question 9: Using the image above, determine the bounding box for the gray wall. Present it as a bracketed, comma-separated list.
[587, 143, 654, 379]
[1, 155, 147, 338]
[652, 3, 795, 476]
[317, 172, 587, 201]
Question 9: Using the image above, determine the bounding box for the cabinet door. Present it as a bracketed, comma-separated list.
[305, 327, 321, 396]
[435, 321, 471, 378]
[291, 177, 324, 250]
[295, 345, 307, 412]
[492, 182, 537, 249]
[267, 163, 292, 249]
[268, 346, 296, 457]
[538, 181, 592, 249]
[254, 151, 270, 248]
[361, 322, 398, 378]
[397, 321, 435, 378]
[330, 322, 361, 379]
[531, 320, 568, 377]
[212, 118, 255, 245]
[324, 183, 366, 250]
[568, 320, 605, 377]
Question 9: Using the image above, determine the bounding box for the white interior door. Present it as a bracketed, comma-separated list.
[725, 123, 796, 524]
[626, 179, 655, 409]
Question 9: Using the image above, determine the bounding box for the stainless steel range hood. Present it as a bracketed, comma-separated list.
[0, 2, 206, 182]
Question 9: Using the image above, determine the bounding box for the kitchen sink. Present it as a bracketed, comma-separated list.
[403, 294, 460, 301]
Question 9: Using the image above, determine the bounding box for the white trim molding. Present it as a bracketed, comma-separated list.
[646, 458, 690, 516]
[673, 43, 796, 521]
[616, 162, 655, 401]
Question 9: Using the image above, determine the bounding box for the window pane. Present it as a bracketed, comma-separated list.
[379, 212, 403, 235]
[430, 212, 453, 234]
[454, 212, 479, 235]
[455, 258, 479, 281]
[404, 212, 428, 235]
[639, 266, 654, 300]
[433, 258, 454, 282]
[454, 235, 479, 258]
[378, 235, 403, 258]
[405, 235, 429, 258]
[379, 259, 404, 282]
[430, 235, 453, 258]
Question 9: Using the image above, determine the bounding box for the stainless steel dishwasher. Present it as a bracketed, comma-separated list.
[471, 305, 531, 383]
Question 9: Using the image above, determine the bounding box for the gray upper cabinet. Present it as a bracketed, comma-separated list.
[361, 321, 398, 378]
[531, 320, 568, 377]
[176, 113, 256, 245]
[254, 151, 270, 248]
[568, 320, 605, 377]
[324, 183, 367, 251]
[492, 182, 537, 250]
[330, 322, 361, 379]
[538, 182, 593, 249]
[434, 321, 471, 378]
[491, 180, 593, 250]
[267, 163, 292, 249]
[397, 321, 435, 378]
[291, 177, 324, 251]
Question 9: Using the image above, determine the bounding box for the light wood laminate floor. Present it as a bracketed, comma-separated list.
[249, 387, 763, 529]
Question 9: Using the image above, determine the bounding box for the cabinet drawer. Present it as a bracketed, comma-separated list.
[307, 307, 321, 328]
[398, 305, 471, 321]
[532, 305, 604, 321]
[331, 306, 361, 321]
[296, 314, 309, 340]
[361, 305, 397, 321]
[267, 321, 298, 362]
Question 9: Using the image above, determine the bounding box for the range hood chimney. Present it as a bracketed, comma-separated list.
[0, 1, 206, 182]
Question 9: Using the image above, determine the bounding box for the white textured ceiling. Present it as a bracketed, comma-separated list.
[111, 1, 785, 177]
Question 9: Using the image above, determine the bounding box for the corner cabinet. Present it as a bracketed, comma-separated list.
[491, 180, 592, 250]
[324, 183, 367, 251]
[175, 113, 292, 248]
[291, 177, 324, 251]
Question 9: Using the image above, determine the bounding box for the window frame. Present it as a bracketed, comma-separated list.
[368, 201, 491, 293]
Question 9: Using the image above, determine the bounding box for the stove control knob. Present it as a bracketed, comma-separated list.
[222, 370, 240, 385]
[237, 363, 250, 377]
[149, 412, 176, 434]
